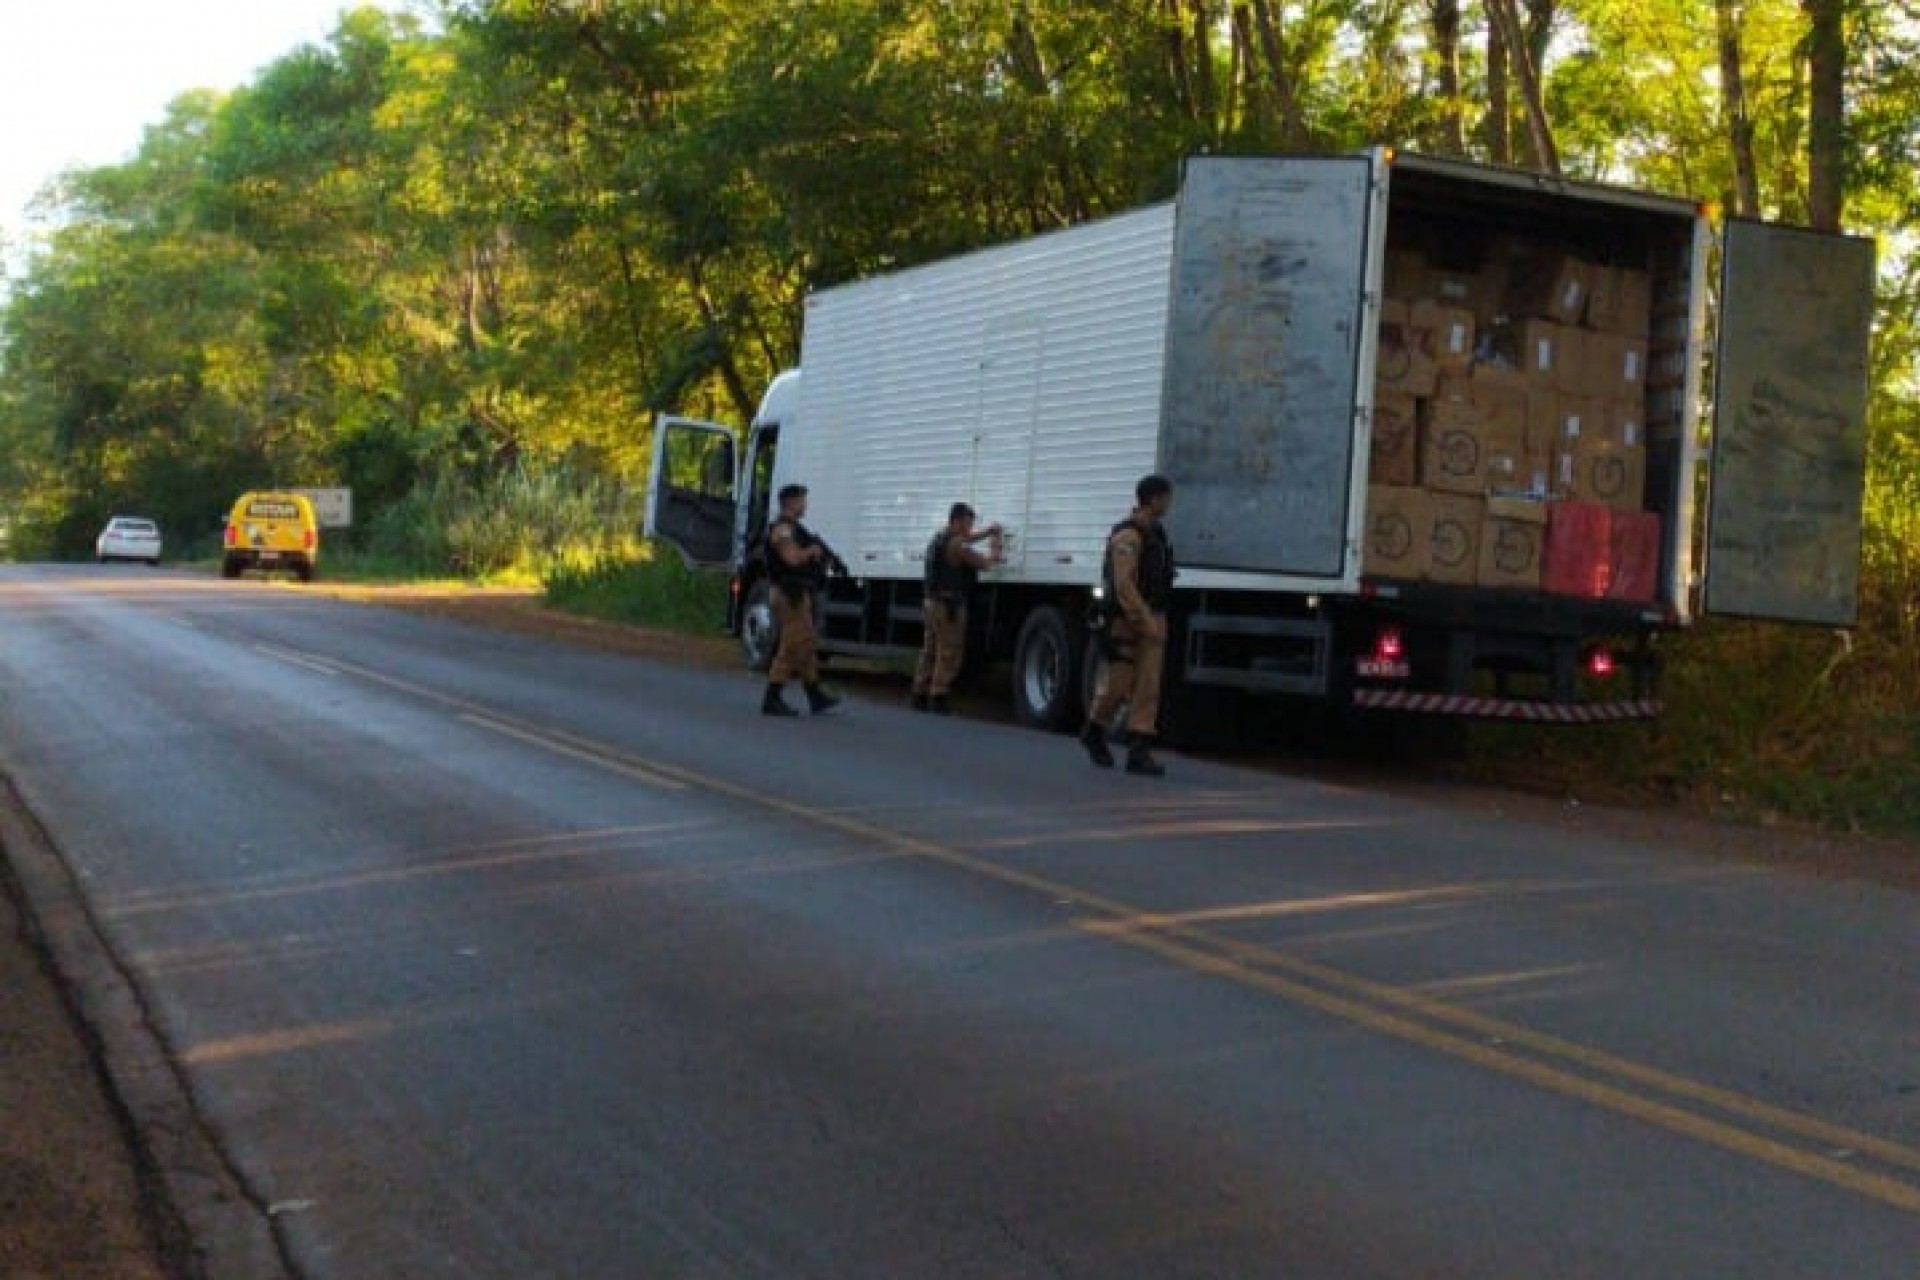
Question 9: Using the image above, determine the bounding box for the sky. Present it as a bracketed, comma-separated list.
[0, 0, 362, 270]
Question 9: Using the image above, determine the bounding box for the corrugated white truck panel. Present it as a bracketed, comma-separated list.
[788, 204, 1176, 587]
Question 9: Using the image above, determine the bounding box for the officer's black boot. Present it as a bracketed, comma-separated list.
[1125, 738, 1166, 778]
[929, 695, 952, 716]
[762, 682, 799, 717]
[1079, 721, 1115, 769]
[805, 682, 841, 714]
[911, 692, 930, 712]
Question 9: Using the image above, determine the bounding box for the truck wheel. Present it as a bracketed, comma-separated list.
[220, 556, 243, 580]
[740, 579, 778, 672]
[1012, 605, 1086, 731]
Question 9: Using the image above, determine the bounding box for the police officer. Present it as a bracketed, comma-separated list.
[912, 502, 1003, 714]
[762, 483, 844, 717]
[1080, 474, 1176, 776]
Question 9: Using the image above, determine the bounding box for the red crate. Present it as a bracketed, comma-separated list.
[1543, 501, 1613, 598]
[1607, 511, 1662, 602]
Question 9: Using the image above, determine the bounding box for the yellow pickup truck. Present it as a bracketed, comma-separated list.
[220, 492, 320, 582]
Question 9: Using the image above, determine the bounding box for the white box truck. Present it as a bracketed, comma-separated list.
[647, 150, 1875, 739]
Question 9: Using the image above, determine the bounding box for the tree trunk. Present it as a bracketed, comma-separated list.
[1430, 0, 1467, 155]
[1716, 0, 1762, 217]
[1162, 0, 1197, 120]
[1803, 0, 1845, 230]
[1486, 7, 1512, 164]
[1191, 0, 1220, 138]
[1247, 0, 1307, 146]
[1485, 0, 1560, 173]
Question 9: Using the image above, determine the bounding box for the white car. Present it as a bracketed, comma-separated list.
[95, 516, 163, 566]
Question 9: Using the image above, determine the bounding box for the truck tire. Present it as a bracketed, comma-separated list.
[1012, 605, 1086, 732]
[220, 555, 244, 580]
[740, 579, 778, 672]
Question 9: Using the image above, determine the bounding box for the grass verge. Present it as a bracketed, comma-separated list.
[1463, 619, 1920, 840]
[543, 545, 731, 635]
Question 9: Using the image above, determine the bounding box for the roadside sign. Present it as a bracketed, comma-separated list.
[292, 487, 353, 529]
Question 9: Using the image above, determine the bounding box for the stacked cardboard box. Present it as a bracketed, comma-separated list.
[1364, 240, 1661, 599]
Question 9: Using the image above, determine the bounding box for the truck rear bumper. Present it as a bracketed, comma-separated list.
[1351, 689, 1662, 722]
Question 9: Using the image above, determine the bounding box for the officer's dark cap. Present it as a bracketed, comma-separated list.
[1136, 474, 1174, 504]
[778, 483, 809, 503]
[948, 502, 976, 523]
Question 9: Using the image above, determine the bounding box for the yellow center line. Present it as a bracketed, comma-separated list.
[262, 639, 1920, 1213]
[458, 713, 686, 791]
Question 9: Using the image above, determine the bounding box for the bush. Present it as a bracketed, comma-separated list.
[363, 465, 644, 580]
[543, 544, 730, 634]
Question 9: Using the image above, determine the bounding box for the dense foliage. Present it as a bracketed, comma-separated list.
[1, 2, 1917, 830]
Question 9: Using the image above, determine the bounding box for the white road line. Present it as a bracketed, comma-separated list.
[253, 643, 340, 677]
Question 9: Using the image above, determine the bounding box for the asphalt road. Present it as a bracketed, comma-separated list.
[1, 563, 1917, 1279]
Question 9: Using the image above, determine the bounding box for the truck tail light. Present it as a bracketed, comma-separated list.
[223, 524, 237, 548]
[303, 529, 316, 550]
[1586, 646, 1617, 678]
[1373, 626, 1405, 663]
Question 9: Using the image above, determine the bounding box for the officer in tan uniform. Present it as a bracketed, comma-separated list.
[1080, 474, 1176, 776]
[911, 502, 1003, 714]
[762, 483, 844, 717]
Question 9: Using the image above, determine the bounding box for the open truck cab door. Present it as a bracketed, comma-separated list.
[644, 414, 738, 567]
[644, 384, 795, 670]
[1700, 220, 1877, 627]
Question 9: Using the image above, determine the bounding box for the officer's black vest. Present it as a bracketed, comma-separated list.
[923, 531, 976, 603]
[767, 517, 823, 591]
[1102, 517, 1176, 613]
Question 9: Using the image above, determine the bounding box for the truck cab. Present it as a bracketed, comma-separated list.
[644, 371, 797, 668]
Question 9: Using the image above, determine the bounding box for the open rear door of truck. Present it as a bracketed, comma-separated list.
[645, 415, 738, 567]
[1703, 221, 1876, 627]
[1160, 154, 1380, 580]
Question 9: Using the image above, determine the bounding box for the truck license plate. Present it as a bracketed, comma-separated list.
[1355, 658, 1410, 679]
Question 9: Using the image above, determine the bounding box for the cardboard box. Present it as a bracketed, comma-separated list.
[1581, 331, 1649, 398]
[1586, 265, 1653, 336]
[1556, 436, 1647, 511]
[1470, 361, 1529, 396]
[1364, 485, 1432, 579]
[1477, 496, 1548, 590]
[1425, 493, 1485, 585]
[1543, 501, 1614, 597]
[1377, 317, 1439, 396]
[1615, 269, 1653, 335]
[1607, 510, 1662, 602]
[1507, 250, 1592, 324]
[1369, 392, 1421, 486]
[1555, 394, 1608, 449]
[1487, 428, 1552, 495]
[1504, 319, 1584, 390]
[1475, 384, 1528, 435]
[1411, 300, 1476, 372]
[1421, 415, 1523, 496]
[1598, 398, 1644, 450]
[1583, 263, 1620, 331]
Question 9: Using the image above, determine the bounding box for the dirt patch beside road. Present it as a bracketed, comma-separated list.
[0, 870, 168, 1280]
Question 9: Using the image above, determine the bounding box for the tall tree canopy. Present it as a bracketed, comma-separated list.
[2, 0, 1915, 573]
